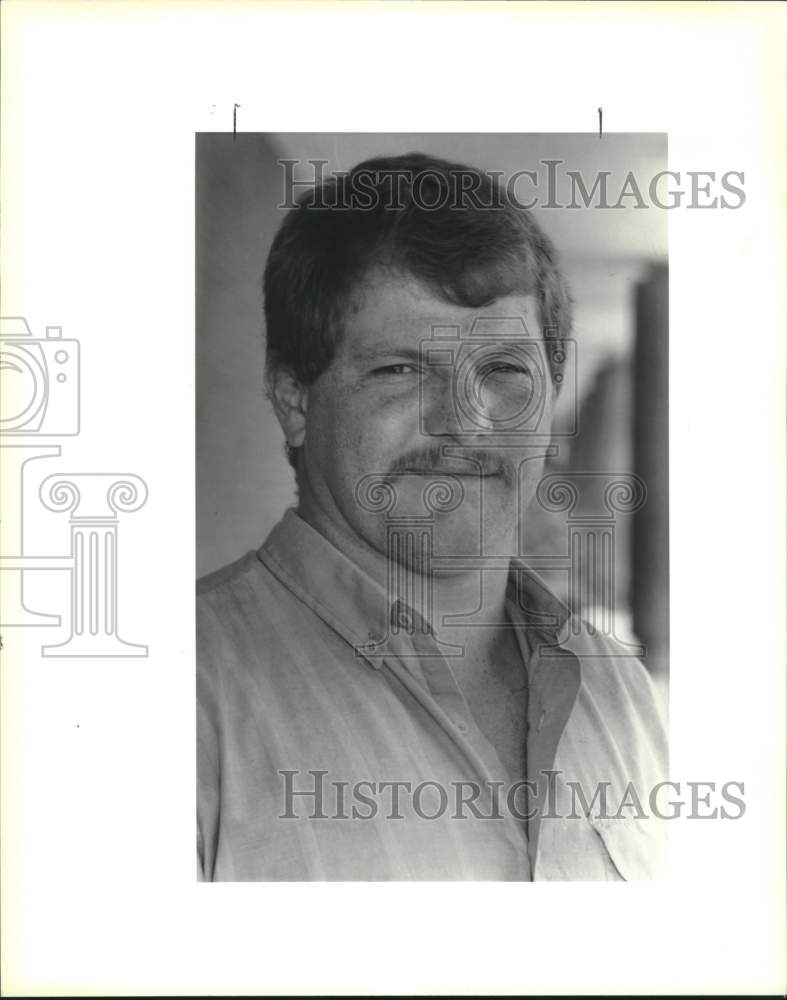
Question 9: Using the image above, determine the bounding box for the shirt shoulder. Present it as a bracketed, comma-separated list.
[196, 547, 291, 637]
[196, 549, 262, 597]
[576, 630, 665, 714]
[568, 628, 668, 779]
[195, 541, 337, 681]
[195, 548, 284, 678]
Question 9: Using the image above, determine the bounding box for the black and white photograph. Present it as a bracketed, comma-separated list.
[196, 133, 673, 881]
[2, 1, 784, 995]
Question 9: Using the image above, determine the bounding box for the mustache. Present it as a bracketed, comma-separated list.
[387, 446, 515, 487]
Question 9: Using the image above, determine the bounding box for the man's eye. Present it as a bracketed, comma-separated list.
[371, 363, 419, 376]
[483, 362, 532, 376]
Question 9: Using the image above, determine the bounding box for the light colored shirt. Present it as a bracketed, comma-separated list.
[197, 509, 668, 881]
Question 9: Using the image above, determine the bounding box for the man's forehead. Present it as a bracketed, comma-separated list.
[341, 275, 542, 352]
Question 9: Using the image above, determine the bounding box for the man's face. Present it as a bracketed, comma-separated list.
[298, 273, 555, 565]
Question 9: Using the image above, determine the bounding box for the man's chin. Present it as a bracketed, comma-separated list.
[352, 480, 516, 567]
[433, 520, 515, 560]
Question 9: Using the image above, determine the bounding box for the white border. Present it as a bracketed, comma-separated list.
[2, 2, 785, 995]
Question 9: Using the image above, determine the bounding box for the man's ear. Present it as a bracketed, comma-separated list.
[267, 366, 308, 450]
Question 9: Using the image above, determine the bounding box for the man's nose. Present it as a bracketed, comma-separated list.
[421, 373, 456, 438]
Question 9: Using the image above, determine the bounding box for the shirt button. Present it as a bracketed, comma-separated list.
[396, 609, 413, 630]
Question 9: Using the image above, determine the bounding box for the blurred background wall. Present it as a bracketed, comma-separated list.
[196, 133, 668, 677]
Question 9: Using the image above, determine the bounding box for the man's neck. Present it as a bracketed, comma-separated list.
[428, 567, 511, 660]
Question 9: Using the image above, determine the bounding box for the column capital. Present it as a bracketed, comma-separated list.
[536, 472, 646, 520]
[354, 472, 464, 520]
[39, 474, 148, 520]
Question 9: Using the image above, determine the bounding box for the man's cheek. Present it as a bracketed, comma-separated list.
[375, 398, 422, 446]
[356, 409, 414, 462]
[325, 399, 368, 452]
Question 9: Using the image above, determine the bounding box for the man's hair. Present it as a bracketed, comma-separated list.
[263, 152, 572, 469]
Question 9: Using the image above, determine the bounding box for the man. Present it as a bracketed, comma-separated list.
[197, 153, 667, 881]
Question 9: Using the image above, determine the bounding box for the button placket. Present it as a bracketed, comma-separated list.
[391, 602, 480, 741]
